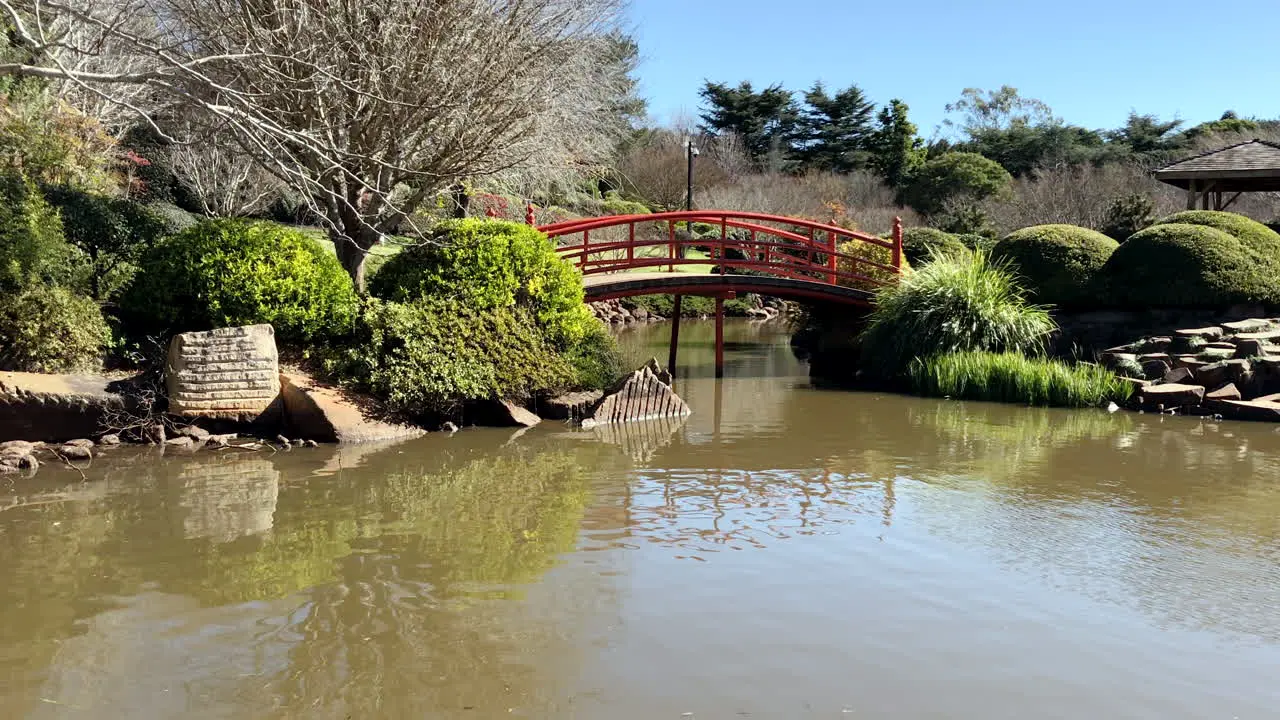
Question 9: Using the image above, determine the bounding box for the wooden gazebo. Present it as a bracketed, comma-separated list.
[1154, 139, 1280, 210]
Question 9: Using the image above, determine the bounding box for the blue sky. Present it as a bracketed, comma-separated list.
[627, 0, 1280, 138]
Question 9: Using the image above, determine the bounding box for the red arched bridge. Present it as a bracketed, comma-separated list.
[536, 210, 905, 376]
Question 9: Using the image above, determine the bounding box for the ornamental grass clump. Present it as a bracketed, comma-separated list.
[859, 251, 1055, 379]
[907, 352, 1133, 408]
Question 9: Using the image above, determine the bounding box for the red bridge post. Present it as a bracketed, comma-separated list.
[668, 295, 683, 374]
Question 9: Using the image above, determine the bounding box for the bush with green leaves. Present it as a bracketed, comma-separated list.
[370, 219, 592, 346]
[42, 185, 168, 301]
[1100, 223, 1280, 308]
[859, 251, 1055, 379]
[0, 169, 82, 294]
[899, 227, 969, 265]
[0, 285, 110, 372]
[907, 351, 1133, 408]
[901, 152, 1012, 215]
[991, 224, 1118, 307]
[324, 297, 579, 419]
[1153, 210, 1280, 255]
[563, 320, 625, 390]
[122, 219, 358, 343]
[145, 202, 202, 235]
[1100, 194, 1154, 241]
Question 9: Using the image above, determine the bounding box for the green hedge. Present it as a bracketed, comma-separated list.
[42, 185, 168, 301]
[0, 285, 109, 372]
[1101, 223, 1280, 308]
[0, 170, 80, 294]
[900, 227, 969, 265]
[324, 297, 578, 419]
[991, 224, 1118, 307]
[122, 219, 358, 343]
[370, 219, 592, 347]
[1153, 210, 1280, 255]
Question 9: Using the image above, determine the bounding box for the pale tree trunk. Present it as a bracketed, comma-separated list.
[332, 229, 375, 294]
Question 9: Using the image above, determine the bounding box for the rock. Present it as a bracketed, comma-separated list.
[1206, 383, 1242, 402]
[1235, 339, 1272, 358]
[1119, 377, 1150, 393]
[1194, 359, 1252, 390]
[440, 421, 459, 434]
[165, 435, 198, 448]
[302, 439, 319, 448]
[1137, 353, 1170, 363]
[98, 433, 121, 446]
[1172, 356, 1207, 370]
[206, 434, 234, 448]
[1138, 383, 1205, 411]
[538, 390, 605, 421]
[57, 444, 92, 461]
[0, 371, 131, 443]
[0, 440, 36, 455]
[1141, 359, 1170, 381]
[1214, 400, 1280, 422]
[1176, 327, 1225, 339]
[1235, 329, 1280, 342]
[1139, 338, 1173, 352]
[580, 360, 691, 428]
[1221, 318, 1272, 334]
[1162, 367, 1193, 384]
[1199, 347, 1237, 361]
[1206, 341, 1238, 351]
[165, 324, 281, 420]
[15, 453, 37, 471]
[1251, 393, 1280, 404]
[64, 438, 94, 449]
[176, 426, 211, 441]
[278, 371, 423, 444]
[470, 398, 542, 428]
[275, 434, 292, 446]
[1225, 304, 1268, 320]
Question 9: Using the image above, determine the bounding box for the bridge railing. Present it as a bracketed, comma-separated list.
[538, 210, 903, 289]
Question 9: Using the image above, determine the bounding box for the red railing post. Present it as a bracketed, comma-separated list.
[525, 202, 536, 225]
[582, 229, 590, 272]
[719, 215, 727, 275]
[627, 221, 635, 265]
[668, 220, 676, 272]
[826, 230, 838, 284]
[892, 217, 904, 273]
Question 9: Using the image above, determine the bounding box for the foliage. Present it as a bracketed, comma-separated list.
[1101, 223, 1280, 308]
[902, 152, 1013, 215]
[324, 297, 577, 418]
[1153, 210, 1280, 255]
[145, 202, 202, 235]
[1099, 193, 1155, 241]
[899, 227, 969, 265]
[867, 99, 926, 188]
[0, 89, 118, 192]
[836, 238, 910, 293]
[955, 232, 997, 253]
[795, 82, 875, 173]
[0, 169, 80, 294]
[943, 86, 1057, 137]
[907, 351, 1133, 407]
[963, 123, 1108, 178]
[0, 285, 110, 372]
[621, 293, 755, 318]
[122, 219, 358, 343]
[991, 224, 1118, 306]
[370, 219, 592, 347]
[699, 81, 801, 166]
[562, 319, 625, 390]
[42, 185, 168, 301]
[859, 251, 1056, 379]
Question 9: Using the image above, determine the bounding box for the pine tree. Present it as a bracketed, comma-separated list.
[698, 81, 800, 167]
[795, 82, 875, 173]
[868, 99, 926, 189]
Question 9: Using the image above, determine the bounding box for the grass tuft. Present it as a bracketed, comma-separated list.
[908, 351, 1134, 408]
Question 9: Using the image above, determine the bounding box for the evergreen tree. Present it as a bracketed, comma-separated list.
[698, 81, 800, 167]
[795, 82, 875, 173]
[867, 99, 926, 189]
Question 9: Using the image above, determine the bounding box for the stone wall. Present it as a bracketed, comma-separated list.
[165, 325, 280, 420]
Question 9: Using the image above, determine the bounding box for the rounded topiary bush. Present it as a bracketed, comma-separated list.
[1100, 223, 1280, 308]
[370, 219, 592, 347]
[900, 227, 969, 265]
[991, 224, 1118, 307]
[0, 285, 110, 372]
[1153, 211, 1280, 255]
[122, 219, 358, 343]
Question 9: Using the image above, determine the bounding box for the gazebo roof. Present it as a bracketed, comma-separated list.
[1154, 139, 1280, 192]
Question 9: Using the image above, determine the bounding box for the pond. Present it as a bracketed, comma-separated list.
[2, 320, 1279, 718]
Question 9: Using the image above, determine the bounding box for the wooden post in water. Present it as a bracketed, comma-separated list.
[668, 295, 683, 373]
[714, 296, 725, 379]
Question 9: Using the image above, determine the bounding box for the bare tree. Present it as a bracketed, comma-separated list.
[169, 132, 285, 217]
[617, 130, 751, 210]
[1, 0, 631, 289]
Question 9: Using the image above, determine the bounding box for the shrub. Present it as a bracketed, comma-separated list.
[907, 352, 1133, 407]
[0, 170, 81, 294]
[955, 233, 997, 253]
[563, 320, 625, 390]
[1100, 223, 1280, 308]
[42, 186, 168, 301]
[1099, 194, 1154, 241]
[837, 238, 910, 293]
[145, 202, 202, 235]
[859, 251, 1055, 379]
[324, 297, 576, 419]
[901, 152, 1012, 215]
[370, 219, 592, 347]
[991, 224, 1118, 307]
[622, 294, 755, 318]
[1153, 210, 1280, 255]
[899, 227, 968, 265]
[122, 219, 358, 343]
[0, 285, 110, 372]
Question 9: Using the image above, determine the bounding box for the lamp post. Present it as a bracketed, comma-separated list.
[686, 139, 698, 213]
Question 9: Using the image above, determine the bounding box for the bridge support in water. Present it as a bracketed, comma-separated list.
[668, 295, 682, 374]
[665, 292, 727, 379]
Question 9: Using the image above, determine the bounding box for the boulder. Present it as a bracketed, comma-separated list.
[1206, 341, 1238, 351]
[64, 438, 94, 449]
[469, 398, 542, 428]
[538, 390, 605, 421]
[1141, 359, 1170, 381]
[1199, 347, 1237, 361]
[278, 370, 425, 443]
[0, 440, 36, 455]
[166, 325, 281, 421]
[1235, 329, 1280, 342]
[1234, 339, 1272, 358]
[1162, 367, 1193, 384]
[579, 359, 691, 428]
[98, 433, 121, 446]
[1172, 356, 1207, 370]
[176, 426, 211, 441]
[1206, 383, 1242, 402]
[165, 435, 199, 449]
[57, 444, 92, 461]
[0, 371, 130, 442]
[1214, 400, 1280, 422]
[1139, 338, 1173, 352]
[1175, 327, 1225, 340]
[1138, 383, 1204, 411]
[1221, 319, 1272, 334]
[1194, 360, 1252, 390]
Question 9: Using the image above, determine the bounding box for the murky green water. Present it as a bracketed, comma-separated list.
[3, 320, 1280, 719]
